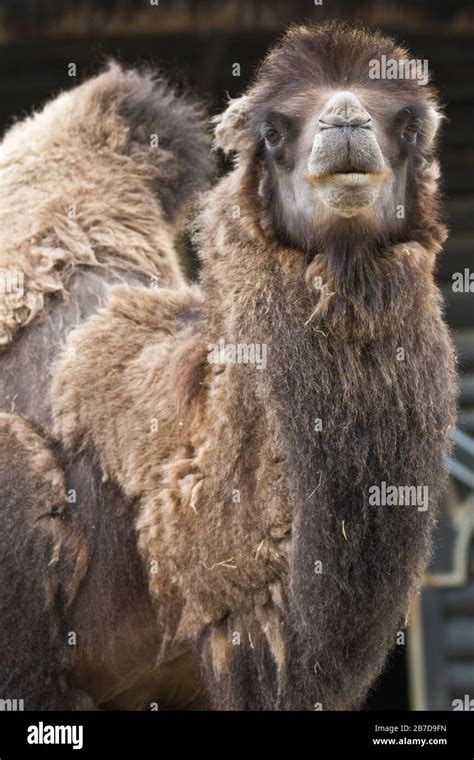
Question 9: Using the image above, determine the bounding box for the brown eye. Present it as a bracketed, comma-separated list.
[263, 127, 282, 147]
[403, 118, 422, 144]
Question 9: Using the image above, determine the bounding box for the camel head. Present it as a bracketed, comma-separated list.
[214, 21, 444, 254]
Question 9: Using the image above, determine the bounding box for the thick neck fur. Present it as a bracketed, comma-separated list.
[197, 168, 457, 709]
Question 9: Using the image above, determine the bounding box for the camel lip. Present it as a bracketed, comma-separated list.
[306, 169, 387, 185]
[329, 171, 387, 187]
[333, 169, 368, 174]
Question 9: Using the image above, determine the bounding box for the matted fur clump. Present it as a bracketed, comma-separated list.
[0, 22, 458, 711]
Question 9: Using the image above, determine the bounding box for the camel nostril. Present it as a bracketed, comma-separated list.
[319, 117, 372, 130]
[318, 91, 373, 130]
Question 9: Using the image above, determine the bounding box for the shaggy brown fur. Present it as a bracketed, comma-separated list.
[0, 22, 457, 710]
[0, 413, 93, 709]
[0, 61, 211, 348]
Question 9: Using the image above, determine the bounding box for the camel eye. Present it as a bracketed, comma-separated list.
[262, 126, 282, 147]
[402, 117, 422, 145]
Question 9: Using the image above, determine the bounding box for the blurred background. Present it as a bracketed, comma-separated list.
[0, 0, 473, 711]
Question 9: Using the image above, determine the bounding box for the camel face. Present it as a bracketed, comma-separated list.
[210, 23, 444, 255]
[257, 86, 438, 243]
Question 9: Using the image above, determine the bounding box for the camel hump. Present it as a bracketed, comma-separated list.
[0, 62, 213, 349]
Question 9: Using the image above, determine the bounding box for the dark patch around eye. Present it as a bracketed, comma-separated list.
[259, 110, 295, 166]
[261, 109, 292, 132]
[403, 118, 422, 144]
[396, 105, 425, 154]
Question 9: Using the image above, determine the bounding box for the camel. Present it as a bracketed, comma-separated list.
[0, 22, 457, 710]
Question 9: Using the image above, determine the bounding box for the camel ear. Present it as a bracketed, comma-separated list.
[213, 96, 251, 154]
[424, 106, 444, 145]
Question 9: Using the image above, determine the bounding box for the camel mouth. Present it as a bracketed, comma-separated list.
[307, 169, 387, 186]
[327, 171, 388, 191]
[334, 169, 368, 174]
[305, 165, 389, 217]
